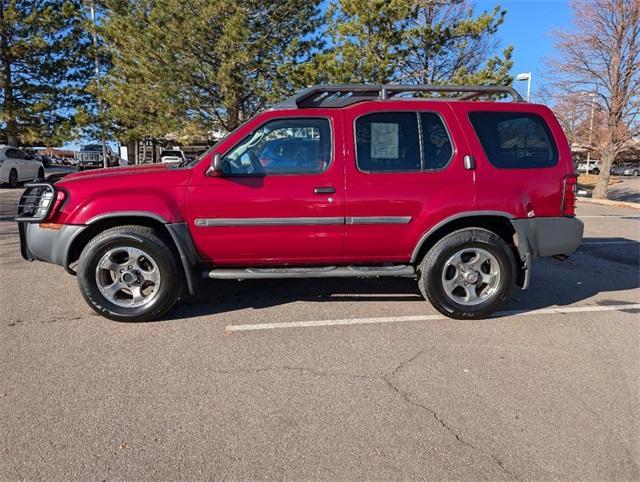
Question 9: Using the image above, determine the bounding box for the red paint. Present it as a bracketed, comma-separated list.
[50, 99, 574, 265]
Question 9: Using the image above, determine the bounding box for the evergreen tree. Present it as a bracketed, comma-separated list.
[301, 0, 512, 88]
[0, 0, 93, 146]
[101, 0, 322, 141]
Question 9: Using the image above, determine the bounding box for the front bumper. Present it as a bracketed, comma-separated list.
[19, 222, 86, 270]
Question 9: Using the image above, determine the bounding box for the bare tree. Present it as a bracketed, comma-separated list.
[547, 0, 639, 199]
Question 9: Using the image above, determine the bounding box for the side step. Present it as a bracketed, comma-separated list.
[204, 265, 416, 280]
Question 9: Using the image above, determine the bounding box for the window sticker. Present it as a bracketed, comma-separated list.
[371, 123, 399, 159]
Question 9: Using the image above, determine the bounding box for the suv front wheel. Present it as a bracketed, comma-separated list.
[77, 225, 181, 322]
[419, 228, 516, 319]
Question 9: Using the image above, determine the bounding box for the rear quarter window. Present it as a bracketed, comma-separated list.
[469, 112, 558, 169]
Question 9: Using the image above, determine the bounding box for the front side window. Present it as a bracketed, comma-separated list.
[222, 118, 331, 175]
[469, 112, 558, 168]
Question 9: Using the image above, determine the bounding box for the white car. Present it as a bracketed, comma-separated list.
[0, 146, 45, 188]
[159, 149, 186, 163]
[576, 159, 601, 175]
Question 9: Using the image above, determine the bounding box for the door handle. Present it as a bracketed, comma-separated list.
[314, 186, 336, 194]
[463, 155, 476, 170]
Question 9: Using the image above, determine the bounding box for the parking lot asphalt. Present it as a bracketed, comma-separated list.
[1, 187, 638, 480]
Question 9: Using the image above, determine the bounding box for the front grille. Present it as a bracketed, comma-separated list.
[15, 183, 56, 222]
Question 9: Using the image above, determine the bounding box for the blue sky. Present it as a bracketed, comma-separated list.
[476, 0, 573, 99]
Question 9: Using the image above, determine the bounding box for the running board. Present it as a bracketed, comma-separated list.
[204, 265, 416, 280]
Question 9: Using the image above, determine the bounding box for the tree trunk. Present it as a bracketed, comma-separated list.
[0, 4, 18, 146]
[592, 144, 616, 199]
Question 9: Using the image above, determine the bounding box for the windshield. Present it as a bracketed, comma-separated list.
[81, 144, 102, 152]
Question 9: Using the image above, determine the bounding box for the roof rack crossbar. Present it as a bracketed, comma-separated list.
[276, 84, 524, 109]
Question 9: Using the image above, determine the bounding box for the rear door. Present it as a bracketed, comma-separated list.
[343, 101, 475, 262]
[186, 111, 346, 265]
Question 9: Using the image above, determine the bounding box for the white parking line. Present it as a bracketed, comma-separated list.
[225, 303, 640, 332]
[581, 241, 639, 245]
[579, 215, 640, 218]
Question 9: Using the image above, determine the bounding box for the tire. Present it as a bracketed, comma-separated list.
[8, 168, 18, 188]
[418, 228, 516, 320]
[592, 168, 600, 175]
[77, 225, 182, 322]
[37, 167, 44, 180]
[634, 170, 639, 177]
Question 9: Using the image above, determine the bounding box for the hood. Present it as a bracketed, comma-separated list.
[56, 163, 192, 192]
[62, 163, 173, 182]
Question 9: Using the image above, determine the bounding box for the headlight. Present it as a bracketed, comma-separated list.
[36, 190, 54, 217]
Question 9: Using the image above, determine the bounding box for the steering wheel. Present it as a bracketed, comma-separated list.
[246, 151, 264, 175]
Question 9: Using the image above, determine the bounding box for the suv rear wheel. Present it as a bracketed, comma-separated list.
[77, 225, 181, 322]
[419, 228, 516, 319]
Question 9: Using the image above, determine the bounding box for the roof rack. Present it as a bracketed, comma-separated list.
[275, 84, 524, 109]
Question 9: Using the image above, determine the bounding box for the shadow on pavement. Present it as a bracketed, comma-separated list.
[165, 236, 640, 321]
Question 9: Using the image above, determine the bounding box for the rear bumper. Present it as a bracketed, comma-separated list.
[512, 216, 584, 259]
[19, 221, 86, 269]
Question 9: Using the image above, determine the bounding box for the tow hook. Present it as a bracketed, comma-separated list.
[552, 254, 570, 261]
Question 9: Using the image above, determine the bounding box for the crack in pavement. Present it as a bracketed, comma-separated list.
[383, 350, 519, 480]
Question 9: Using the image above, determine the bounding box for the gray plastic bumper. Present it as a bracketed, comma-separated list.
[512, 217, 584, 259]
[510, 216, 583, 290]
[19, 222, 86, 268]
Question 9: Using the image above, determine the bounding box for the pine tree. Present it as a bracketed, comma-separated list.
[300, 0, 512, 88]
[101, 0, 322, 141]
[0, 0, 93, 146]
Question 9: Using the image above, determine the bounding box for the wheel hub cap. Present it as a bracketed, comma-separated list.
[95, 247, 161, 308]
[441, 247, 502, 306]
[464, 270, 480, 284]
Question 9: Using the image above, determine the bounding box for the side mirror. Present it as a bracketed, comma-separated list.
[208, 152, 224, 176]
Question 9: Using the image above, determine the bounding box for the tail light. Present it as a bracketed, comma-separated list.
[561, 174, 577, 216]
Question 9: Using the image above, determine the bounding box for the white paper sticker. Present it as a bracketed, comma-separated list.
[371, 123, 398, 159]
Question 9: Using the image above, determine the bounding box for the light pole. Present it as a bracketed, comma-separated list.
[516, 72, 532, 102]
[586, 92, 596, 162]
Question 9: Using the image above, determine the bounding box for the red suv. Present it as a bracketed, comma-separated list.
[16, 85, 583, 322]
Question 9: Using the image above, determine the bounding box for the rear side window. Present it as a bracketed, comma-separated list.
[356, 112, 421, 172]
[355, 112, 453, 172]
[469, 112, 558, 168]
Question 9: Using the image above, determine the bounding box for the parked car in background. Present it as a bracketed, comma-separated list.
[160, 149, 186, 163]
[0, 145, 45, 187]
[611, 163, 640, 176]
[17, 84, 583, 322]
[76, 144, 119, 171]
[576, 159, 601, 175]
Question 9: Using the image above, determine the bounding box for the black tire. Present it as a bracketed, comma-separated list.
[418, 228, 516, 319]
[8, 168, 18, 188]
[592, 168, 600, 175]
[37, 167, 44, 180]
[77, 225, 182, 322]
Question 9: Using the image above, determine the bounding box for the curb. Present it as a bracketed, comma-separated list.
[577, 196, 640, 210]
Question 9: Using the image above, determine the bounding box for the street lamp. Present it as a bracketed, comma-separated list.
[516, 72, 532, 102]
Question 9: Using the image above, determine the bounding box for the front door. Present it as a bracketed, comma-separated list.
[186, 113, 345, 265]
